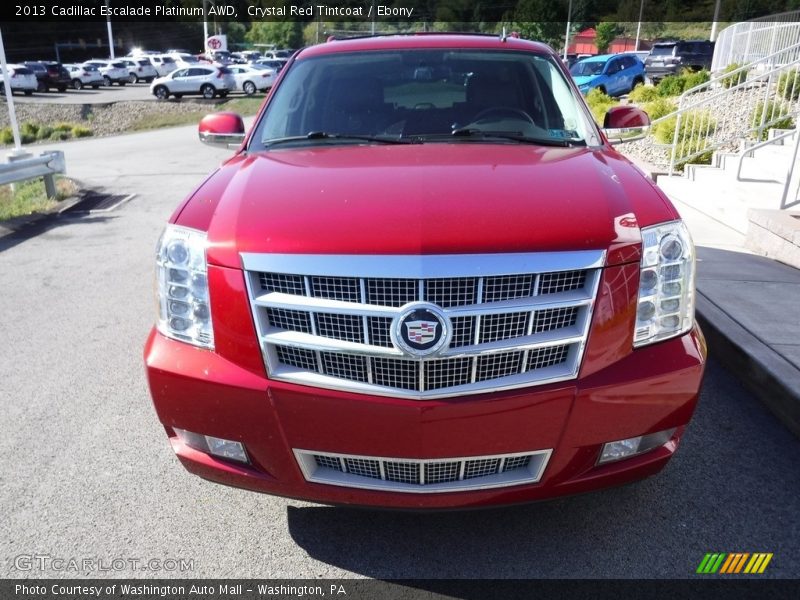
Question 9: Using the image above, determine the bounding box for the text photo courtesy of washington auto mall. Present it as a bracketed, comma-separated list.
[0, 0, 799, 598]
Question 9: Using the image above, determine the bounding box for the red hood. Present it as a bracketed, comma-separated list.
[176, 144, 677, 269]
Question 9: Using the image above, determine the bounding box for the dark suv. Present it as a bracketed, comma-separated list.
[24, 61, 70, 92]
[644, 41, 714, 82]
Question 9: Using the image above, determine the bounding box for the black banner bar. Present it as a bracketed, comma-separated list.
[2, 579, 799, 600]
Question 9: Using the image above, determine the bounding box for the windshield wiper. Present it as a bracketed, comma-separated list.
[449, 128, 575, 147]
[264, 131, 415, 147]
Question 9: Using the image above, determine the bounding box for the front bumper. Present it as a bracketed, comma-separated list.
[145, 321, 706, 509]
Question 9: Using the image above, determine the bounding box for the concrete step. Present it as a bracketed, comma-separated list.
[656, 173, 786, 234]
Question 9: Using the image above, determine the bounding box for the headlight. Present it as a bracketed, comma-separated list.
[155, 225, 214, 349]
[633, 220, 695, 347]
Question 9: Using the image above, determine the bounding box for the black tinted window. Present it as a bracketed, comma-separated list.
[651, 45, 676, 56]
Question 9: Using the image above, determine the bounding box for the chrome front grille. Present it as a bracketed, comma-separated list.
[243, 252, 604, 399]
[294, 448, 552, 493]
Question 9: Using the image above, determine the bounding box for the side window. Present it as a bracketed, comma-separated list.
[172, 69, 188, 78]
[606, 59, 620, 74]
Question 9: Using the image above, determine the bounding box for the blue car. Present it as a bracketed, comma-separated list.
[570, 54, 646, 97]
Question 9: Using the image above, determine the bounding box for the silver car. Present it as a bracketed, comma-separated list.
[119, 58, 158, 83]
[150, 65, 235, 100]
[83, 60, 129, 86]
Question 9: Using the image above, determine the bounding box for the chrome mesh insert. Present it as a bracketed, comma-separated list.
[266, 307, 312, 334]
[384, 461, 420, 484]
[296, 448, 552, 493]
[244, 252, 603, 399]
[316, 313, 362, 343]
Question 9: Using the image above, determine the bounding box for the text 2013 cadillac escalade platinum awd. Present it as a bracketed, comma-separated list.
[144, 34, 706, 509]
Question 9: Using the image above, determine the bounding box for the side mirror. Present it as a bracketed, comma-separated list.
[198, 112, 245, 149]
[602, 105, 650, 144]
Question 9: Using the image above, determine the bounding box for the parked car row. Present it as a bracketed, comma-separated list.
[150, 63, 276, 100]
[568, 39, 715, 96]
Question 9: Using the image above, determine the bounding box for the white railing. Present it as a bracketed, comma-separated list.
[643, 42, 800, 173]
[712, 12, 800, 73]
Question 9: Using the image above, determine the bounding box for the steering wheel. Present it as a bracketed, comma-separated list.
[471, 107, 536, 125]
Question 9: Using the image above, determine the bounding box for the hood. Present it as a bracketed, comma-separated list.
[572, 75, 599, 87]
[177, 143, 676, 269]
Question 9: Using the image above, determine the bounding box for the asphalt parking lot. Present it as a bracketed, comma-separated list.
[0, 126, 798, 579]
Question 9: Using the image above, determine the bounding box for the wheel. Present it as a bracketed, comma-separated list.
[632, 77, 644, 90]
[129, 73, 137, 84]
[242, 81, 256, 96]
[597, 85, 607, 95]
[103, 76, 111, 86]
[37, 81, 46, 92]
[219, 90, 228, 98]
[174, 93, 183, 99]
[58, 86, 67, 93]
[24, 90, 32, 96]
[201, 84, 216, 99]
[154, 85, 169, 100]
[72, 79, 83, 90]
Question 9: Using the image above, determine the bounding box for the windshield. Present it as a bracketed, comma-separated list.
[650, 45, 676, 56]
[253, 49, 592, 149]
[569, 60, 605, 76]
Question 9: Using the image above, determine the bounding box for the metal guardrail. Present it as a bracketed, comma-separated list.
[643, 42, 800, 174]
[0, 150, 66, 198]
[712, 12, 800, 73]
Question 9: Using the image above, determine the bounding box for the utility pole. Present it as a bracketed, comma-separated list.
[635, 0, 645, 51]
[105, 0, 115, 58]
[563, 0, 572, 61]
[710, 0, 722, 41]
[0, 27, 22, 152]
[203, 0, 209, 53]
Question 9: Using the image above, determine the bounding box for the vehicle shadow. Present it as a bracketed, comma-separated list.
[285, 360, 800, 579]
[0, 211, 115, 254]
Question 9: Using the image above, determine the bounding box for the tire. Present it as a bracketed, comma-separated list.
[154, 85, 169, 100]
[219, 90, 228, 98]
[597, 86, 607, 95]
[103, 76, 111, 86]
[201, 84, 216, 99]
[24, 90, 32, 96]
[72, 79, 83, 90]
[174, 93, 183, 99]
[632, 77, 644, 88]
[242, 81, 256, 96]
[129, 73, 137, 84]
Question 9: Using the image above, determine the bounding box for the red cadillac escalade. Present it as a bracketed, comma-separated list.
[144, 34, 706, 509]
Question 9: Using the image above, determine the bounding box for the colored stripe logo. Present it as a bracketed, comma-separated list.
[696, 553, 773, 574]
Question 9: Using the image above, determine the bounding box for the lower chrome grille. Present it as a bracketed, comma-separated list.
[294, 448, 552, 493]
[243, 252, 604, 399]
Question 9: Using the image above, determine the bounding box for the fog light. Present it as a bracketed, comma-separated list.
[598, 428, 676, 465]
[173, 428, 249, 463]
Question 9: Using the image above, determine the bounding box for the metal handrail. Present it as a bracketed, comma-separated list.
[713, 12, 800, 73]
[735, 129, 796, 180]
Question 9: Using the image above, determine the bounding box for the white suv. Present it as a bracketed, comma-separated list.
[64, 64, 104, 89]
[83, 60, 129, 86]
[119, 58, 158, 83]
[151, 66, 235, 100]
[147, 55, 178, 77]
[0, 64, 37, 95]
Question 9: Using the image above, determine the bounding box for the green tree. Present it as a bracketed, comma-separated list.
[246, 21, 304, 49]
[512, 0, 565, 49]
[224, 22, 247, 47]
[595, 22, 619, 54]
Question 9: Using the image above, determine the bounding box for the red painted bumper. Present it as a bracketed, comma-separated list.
[144, 322, 706, 509]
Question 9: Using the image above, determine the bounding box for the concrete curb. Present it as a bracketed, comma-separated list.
[696, 292, 800, 438]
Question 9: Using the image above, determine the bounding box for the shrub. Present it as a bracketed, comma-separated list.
[721, 63, 747, 89]
[652, 110, 716, 145]
[20, 122, 39, 138]
[674, 138, 714, 170]
[584, 87, 619, 125]
[657, 75, 686, 97]
[35, 126, 53, 141]
[777, 69, 800, 101]
[52, 122, 74, 133]
[628, 84, 659, 104]
[49, 131, 70, 141]
[71, 125, 93, 138]
[683, 69, 710, 90]
[642, 98, 677, 121]
[750, 100, 794, 140]
[0, 128, 13, 145]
